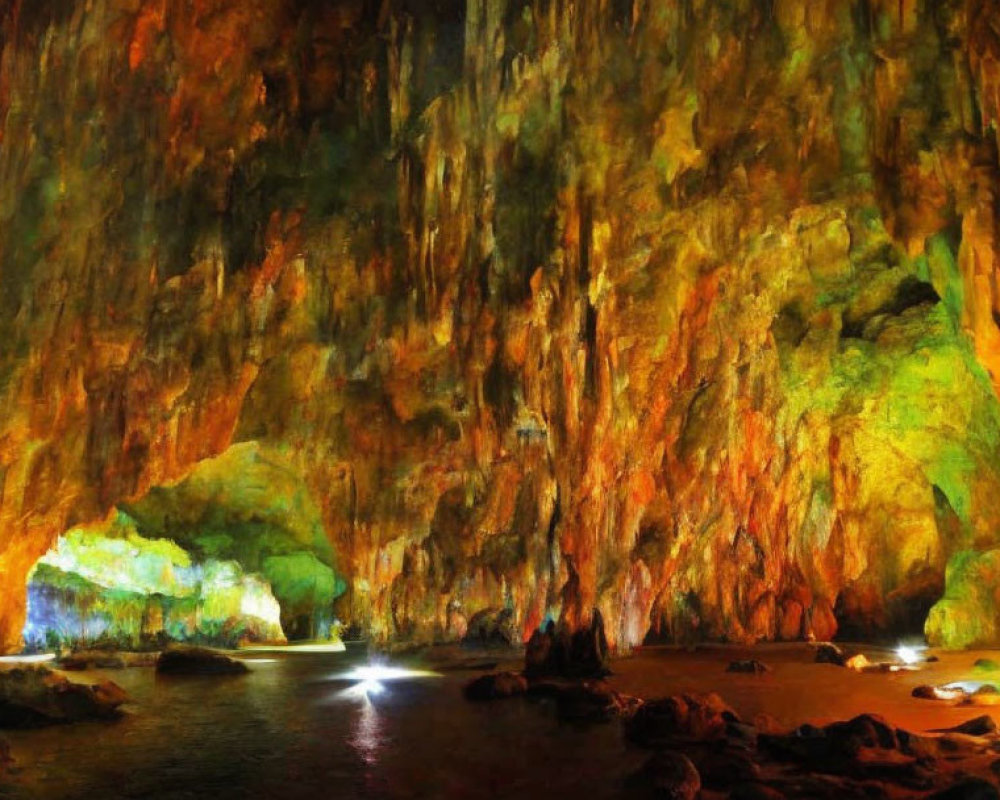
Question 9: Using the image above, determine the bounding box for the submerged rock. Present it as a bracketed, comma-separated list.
[527, 679, 638, 723]
[462, 672, 527, 701]
[726, 659, 771, 674]
[155, 646, 248, 676]
[0, 666, 127, 727]
[626, 693, 739, 746]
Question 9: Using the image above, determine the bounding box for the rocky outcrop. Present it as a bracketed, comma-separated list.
[0, 666, 128, 727]
[155, 645, 248, 676]
[2, 1, 1000, 651]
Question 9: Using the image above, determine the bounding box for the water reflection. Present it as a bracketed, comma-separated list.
[350, 696, 383, 766]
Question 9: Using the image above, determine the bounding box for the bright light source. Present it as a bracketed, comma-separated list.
[0, 653, 55, 664]
[335, 663, 439, 700]
[896, 645, 924, 665]
[344, 665, 436, 682]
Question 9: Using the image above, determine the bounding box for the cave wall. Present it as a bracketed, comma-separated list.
[2, 0, 1000, 651]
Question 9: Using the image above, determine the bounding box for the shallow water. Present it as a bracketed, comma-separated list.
[2, 642, 999, 799]
[0, 645, 641, 800]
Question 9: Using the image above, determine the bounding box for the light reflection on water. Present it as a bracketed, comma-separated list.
[0, 645, 639, 800]
[350, 697, 383, 766]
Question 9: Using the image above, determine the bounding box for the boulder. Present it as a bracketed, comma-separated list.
[930, 715, 998, 736]
[155, 646, 248, 676]
[912, 684, 967, 701]
[627, 693, 739, 746]
[629, 751, 701, 800]
[525, 679, 638, 723]
[463, 671, 527, 701]
[814, 643, 847, 666]
[0, 666, 128, 727]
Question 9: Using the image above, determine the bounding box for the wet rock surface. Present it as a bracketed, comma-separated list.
[155, 646, 248, 676]
[462, 671, 527, 702]
[627, 750, 701, 799]
[0, 666, 127, 727]
[814, 643, 849, 667]
[464, 644, 1000, 799]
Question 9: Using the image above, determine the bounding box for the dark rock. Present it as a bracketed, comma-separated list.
[0, 666, 128, 727]
[155, 646, 248, 676]
[687, 744, 760, 789]
[552, 680, 637, 723]
[627, 693, 738, 746]
[974, 684, 999, 695]
[814, 643, 847, 666]
[463, 671, 527, 701]
[726, 720, 760, 749]
[913, 684, 967, 701]
[630, 751, 701, 800]
[726, 659, 771, 674]
[825, 713, 900, 752]
[927, 778, 1000, 800]
[974, 659, 1000, 672]
[729, 784, 786, 800]
[523, 611, 610, 679]
[524, 623, 556, 679]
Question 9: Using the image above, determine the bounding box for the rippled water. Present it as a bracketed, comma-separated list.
[0, 646, 642, 800]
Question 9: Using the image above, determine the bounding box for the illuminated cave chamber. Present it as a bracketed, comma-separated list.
[23, 443, 345, 649]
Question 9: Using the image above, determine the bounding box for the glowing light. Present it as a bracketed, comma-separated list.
[896, 645, 925, 665]
[335, 663, 439, 700]
[0, 653, 55, 664]
[344, 665, 437, 682]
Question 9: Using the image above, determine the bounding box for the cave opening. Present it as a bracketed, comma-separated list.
[21, 443, 345, 652]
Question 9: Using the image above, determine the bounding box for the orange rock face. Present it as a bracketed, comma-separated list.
[2, 1, 1000, 651]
